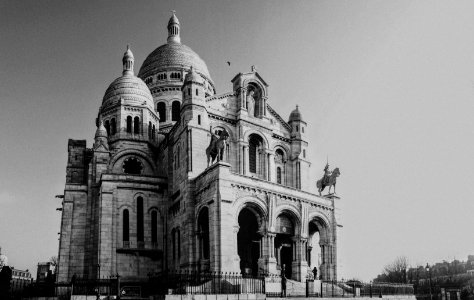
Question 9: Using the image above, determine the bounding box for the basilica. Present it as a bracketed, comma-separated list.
[57, 13, 342, 284]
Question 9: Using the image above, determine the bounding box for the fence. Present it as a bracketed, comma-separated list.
[149, 271, 265, 295]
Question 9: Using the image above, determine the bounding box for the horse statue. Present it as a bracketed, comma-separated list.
[316, 167, 340, 196]
[206, 127, 229, 166]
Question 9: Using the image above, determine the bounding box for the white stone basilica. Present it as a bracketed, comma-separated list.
[57, 12, 342, 284]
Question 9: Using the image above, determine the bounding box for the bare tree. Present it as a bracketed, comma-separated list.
[375, 256, 410, 283]
[49, 256, 58, 266]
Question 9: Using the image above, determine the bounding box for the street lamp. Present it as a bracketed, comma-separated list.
[426, 264, 432, 300]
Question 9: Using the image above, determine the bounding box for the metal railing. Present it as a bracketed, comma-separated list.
[149, 271, 265, 295]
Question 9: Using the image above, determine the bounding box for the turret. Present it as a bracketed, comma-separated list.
[181, 66, 209, 127]
[288, 105, 309, 190]
[167, 11, 181, 44]
[93, 120, 109, 150]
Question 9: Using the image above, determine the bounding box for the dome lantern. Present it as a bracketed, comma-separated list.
[167, 10, 181, 44]
[122, 45, 134, 76]
[289, 105, 303, 122]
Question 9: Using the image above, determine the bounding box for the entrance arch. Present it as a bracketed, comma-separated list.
[237, 207, 262, 276]
[308, 216, 330, 280]
[274, 213, 297, 279]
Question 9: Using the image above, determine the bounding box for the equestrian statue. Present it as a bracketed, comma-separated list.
[316, 163, 340, 196]
[206, 127, 229, 167]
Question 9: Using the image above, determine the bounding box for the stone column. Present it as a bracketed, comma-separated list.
[268, 152, 275, 182]
[244, 145, 249, 176]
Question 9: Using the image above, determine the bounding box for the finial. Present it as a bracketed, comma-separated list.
[122, 45, 134, 76]
[167, 10, 181, 43]
[296, 105, 299, 109]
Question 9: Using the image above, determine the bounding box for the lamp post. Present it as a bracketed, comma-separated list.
[426, 264, 432, 300]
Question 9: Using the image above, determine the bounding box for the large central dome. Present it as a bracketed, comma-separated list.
[138, 42, 212, 82]
[137, 12, 214, 88]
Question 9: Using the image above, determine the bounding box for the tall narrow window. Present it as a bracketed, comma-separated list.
[248, 134, 262, 174]
[105, 120, 110, 136]
[137, 197, 144, 245]
[172, 229, 176, 259]
[152, 124, 156, 140]
[134, 116, 140, 134]
[157, 102, 166, 122]
[111, 118, 116, 135]
[198, 208, 210, 259]
[196, 89, 198, 96]
[198, 115, 201, 125]
[123, 209, 129, 247]
[172, 101, 180, 121]
[126, 116, 132, 133]
[151, 210, 158, 247]
[148, 121, 152, 139]
[277, 167, 282, 184]
[177, 229, 181, 258]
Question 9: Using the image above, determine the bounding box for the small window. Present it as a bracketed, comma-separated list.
[157, 102, 166, 122]
[123, 157, 143, 174]
[188, 88, 191, 96]
[296, 125, 299, 132]
[111, 118, 116, 135]
[303, 149, 306, 158]
[134, 116, 140, 134]
[302, 127, 304, 133]
[172, 101, 180, 121]
[198, 115, 201, 125]
[126, 116, 132, 133]
[196, 89, 198, 96]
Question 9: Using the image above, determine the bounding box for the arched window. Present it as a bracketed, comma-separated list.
[111, 118, 116, 135]
[152, 124, 156, 140]
[148, 121, 152, 139]
[126, 116, 132, 133]
[157, 102, 166, 122]
[123, 209, 129, 247]
[172, 101, 180, 121]
[275, 148, 285, 185]
[151, 210, 158, 247]
[249, 134, 264, 174]
[105, 120, 110, 136]
[134, 116, 140, 134]
[137, 197, 144, 246]
[198, 208, 210, 259]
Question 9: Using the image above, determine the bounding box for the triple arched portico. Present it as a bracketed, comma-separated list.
[224, 197, 337, 281]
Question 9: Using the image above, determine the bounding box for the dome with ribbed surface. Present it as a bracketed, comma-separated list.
[138, 43, 212, 83]
[102, 75, 154, 110]
[289, 105, 303, 122]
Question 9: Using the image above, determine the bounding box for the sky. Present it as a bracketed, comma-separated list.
[1, 0, 474, 281]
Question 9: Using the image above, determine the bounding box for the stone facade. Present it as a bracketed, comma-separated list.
[57, 13, 342, 284]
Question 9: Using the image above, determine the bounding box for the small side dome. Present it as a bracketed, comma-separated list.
[184, 66, 202, 84]
[102, 47, 154, 111]
[289, 105, 303, 122]
[95, 120, 108, 138]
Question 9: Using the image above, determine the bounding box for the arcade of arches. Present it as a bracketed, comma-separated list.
[232, 204, 337, 281]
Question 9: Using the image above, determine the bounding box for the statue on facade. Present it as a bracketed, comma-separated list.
[247, 90, 255, 117]
[206, 127, 229, 166]
[316, 163, 340, 196]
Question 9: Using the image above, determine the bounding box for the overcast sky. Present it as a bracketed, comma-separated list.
[1, 0, 473, 281]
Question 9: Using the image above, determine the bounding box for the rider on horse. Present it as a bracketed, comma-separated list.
[323, 163, 332, 185]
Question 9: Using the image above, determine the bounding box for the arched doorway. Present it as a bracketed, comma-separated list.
[237, 207, 262, 276]
[308, 217, 329, 280]
[275, 213, 296, 279]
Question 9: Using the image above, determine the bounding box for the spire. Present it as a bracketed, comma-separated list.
[167, 10, 181, 44]
[122, 45, 134, 76]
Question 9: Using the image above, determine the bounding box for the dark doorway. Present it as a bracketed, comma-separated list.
[237, 208, 261, 276]
[275, 234, 293, 279]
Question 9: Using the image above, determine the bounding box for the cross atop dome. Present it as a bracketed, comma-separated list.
[167, 10, 181, 43]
